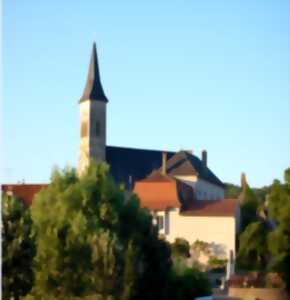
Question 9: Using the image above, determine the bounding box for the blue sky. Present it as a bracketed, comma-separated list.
[3, 0, 290, 187]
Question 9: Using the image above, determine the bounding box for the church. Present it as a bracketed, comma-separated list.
[77, 43, 225, 199]
[2, 43, 240, 272]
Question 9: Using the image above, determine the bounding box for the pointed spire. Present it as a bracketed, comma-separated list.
[80, 42, 108, 103]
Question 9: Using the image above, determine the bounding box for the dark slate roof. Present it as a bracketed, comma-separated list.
[79, 42, 108, 103]
[106, 146, 175, 189]
[163, 151, 224, 188]
[106, 146, 224, 189]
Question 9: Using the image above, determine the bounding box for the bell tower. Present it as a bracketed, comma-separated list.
[78, 42, 108, 176]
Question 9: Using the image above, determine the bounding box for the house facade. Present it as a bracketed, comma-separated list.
[133, 164, 239, 263]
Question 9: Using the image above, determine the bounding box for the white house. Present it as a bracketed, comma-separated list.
[133, 155, 240, 268]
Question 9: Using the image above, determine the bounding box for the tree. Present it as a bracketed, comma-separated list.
[224, 182, 269, 204]
[171, 238, 190, 258]
[267, 168, 290, 290]
[240, 183, 259, 232]
[170, 238, 191, 275]
[224, 183, 241, 198]
[236, 168, 290, 290]
[168, 268, 211, 300]
[236, 220, 270, 271]
[27, 162, 171, 300]
[2, 194, 35, 300]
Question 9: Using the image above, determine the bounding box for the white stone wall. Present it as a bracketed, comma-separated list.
[162, 209, 236, 258]
[193, 178, 224, 200]
[78, 100, 106, 176]
[175, 176, 224, 200]
[78, 100, 90, 175]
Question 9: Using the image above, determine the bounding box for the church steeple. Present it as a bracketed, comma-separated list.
[78, 43, 108, 176]
[80, 42, 108, 103]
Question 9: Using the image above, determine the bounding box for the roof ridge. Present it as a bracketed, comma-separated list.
[106, 145, 176, 154]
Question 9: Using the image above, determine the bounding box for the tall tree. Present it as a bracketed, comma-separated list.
[237, 220, 270, 270]
[27, 162, 171, 300]
[267, 168, 290, 290]
[2, 194, 35, 300]
[239, 174, 259, 231]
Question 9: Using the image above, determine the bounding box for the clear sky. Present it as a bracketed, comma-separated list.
[2, 0, 290, 187]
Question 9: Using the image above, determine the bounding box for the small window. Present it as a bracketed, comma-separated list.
[96, 121, 101, 137]
[157, 216, 164, 230]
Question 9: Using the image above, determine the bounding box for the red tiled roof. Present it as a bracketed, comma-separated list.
[133, 172, 195, 211]
[1, 184, 48, 207]
[181, 198, 238, 217]
[134, 181, 180, 211]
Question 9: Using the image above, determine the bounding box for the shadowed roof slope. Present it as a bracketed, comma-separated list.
[159, 151, 224, 187]
[80, 42, 108, 103]
[106, 147, 224, 189]
[106, 146, 176, 189]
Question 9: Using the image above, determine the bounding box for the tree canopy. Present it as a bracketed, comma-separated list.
[3, 162, 213, 299]
[237, 168, 290, 290]
[237, 220, 270, 270]
[267, 168, 290, 290]
[171, 238, 190, 259]
[2, 194, 35, 300]
[26, 162, 172, 300]
[240, 183, 259, 232]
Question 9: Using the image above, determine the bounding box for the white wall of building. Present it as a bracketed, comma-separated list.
[194, 179, 224, 200]
[174, 176, 224, 201]
[155, 209, 236, 259]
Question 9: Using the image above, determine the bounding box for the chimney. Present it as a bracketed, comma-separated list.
[202, 150, 207, 167]
[162, 152, 167, 175]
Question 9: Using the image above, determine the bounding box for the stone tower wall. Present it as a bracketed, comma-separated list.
[78, 100, 106, 175]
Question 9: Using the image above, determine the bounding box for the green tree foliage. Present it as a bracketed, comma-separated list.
[224, 183, 241, 198]
[207, 257, 228, 271]
[170, 238, 191, 274]
[240, 184, 259, 232]
[236, 168, 290, 290]
[27, 162, 171, 300]
[267, 168, 290, 290]
[237, 221, 270, 271]
[171, 238, 190, 258]
[224, 183, 269, 203]
[169, 239, 211, 299]
[252, 186, 270, 203]
[2, 194, 35, 300]
[168, 268, 211, 300]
